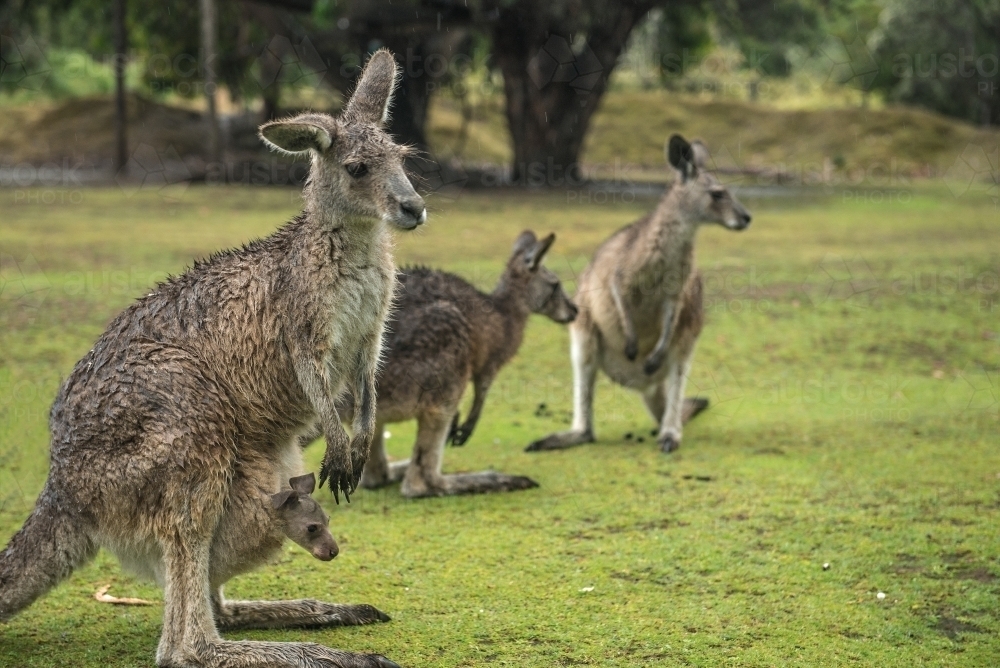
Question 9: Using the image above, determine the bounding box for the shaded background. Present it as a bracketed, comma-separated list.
[0, 0, 998, 190]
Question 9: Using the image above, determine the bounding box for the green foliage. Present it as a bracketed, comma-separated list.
[1, 184, 998, 665]
[712, 0, 827, 76]
[869, 0, 1000, 126]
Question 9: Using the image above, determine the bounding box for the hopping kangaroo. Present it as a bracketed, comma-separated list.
[333, 231, 577, 497]
[528, 135, 751, 454]
[0, 50, 421, 668]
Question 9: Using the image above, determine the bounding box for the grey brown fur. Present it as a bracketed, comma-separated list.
[0, 49, 420, 668]
[331, 231, 577, 497]
[271, 473, 339, 564]
[528, 135, 751, 454]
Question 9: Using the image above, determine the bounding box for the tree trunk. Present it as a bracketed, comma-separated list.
[491, 1, 654, 185]
[113, 0, 128, 174]
[200, 0, 222, 166]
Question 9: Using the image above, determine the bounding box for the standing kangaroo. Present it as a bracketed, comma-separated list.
[332, 231, 577, 497]
[527, 135, 751, 454]
[0, 50, 419, 668]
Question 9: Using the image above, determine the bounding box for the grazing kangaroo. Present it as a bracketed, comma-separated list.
[0, 50, 419, 668]
[331, 231, 577, 497]
[527, 135, 751, 454]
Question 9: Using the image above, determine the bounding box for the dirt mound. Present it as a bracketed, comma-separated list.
[0, 95, 266, 170]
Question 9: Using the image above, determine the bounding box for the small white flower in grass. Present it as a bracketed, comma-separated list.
[823, 563, 830, 571]
[876, 591, 886, 600]
[579, 586, 594, 593]
[383, 430, 391, 439]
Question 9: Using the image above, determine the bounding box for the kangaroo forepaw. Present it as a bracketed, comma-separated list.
[321, 466, 355, 504]
[642, 353, 664, 375]
[624, 339, 638, 361]
[319, 434, 355, 503]
[450, 424, 472, 446]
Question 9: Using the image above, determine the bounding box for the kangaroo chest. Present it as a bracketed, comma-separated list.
[318, 250, 394, 373]
[627, 241, 693, 304]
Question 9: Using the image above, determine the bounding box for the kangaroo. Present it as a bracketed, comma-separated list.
[96, 473, 335, 610]
[330, 231, 577, 497]
[527, 135, 751, 454]
[0, 50, 419, 668]
[270, 473, 339, 564]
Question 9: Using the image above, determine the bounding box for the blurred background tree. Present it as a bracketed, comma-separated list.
[869, 0, 999, 126]
[1, 0, 998, 180]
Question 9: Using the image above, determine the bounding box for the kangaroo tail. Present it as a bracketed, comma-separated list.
[0, 485, 96, 622]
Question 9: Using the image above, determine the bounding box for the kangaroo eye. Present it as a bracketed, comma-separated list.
[710, 190, 726, 201]
[307, 524, 319, 534]
[345, 163, 368, 178]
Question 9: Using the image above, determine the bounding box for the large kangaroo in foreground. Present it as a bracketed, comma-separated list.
[0, 50, 419, 668]
[334, 231, 577, 497]
[528, 135, 751, 454]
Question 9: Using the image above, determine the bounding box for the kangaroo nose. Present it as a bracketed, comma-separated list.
[742, 212, 752, 226]
[315, 543, 339, 561]
[400, 198, 426, 225]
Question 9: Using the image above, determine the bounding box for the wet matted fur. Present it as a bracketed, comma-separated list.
[0, 49, 421, 668]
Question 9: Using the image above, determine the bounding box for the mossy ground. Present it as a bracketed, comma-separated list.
[0, 182, 998, 666]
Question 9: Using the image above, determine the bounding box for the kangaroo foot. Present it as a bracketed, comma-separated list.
[401, 471, 538, 498]
[215, 599, 391, 631]
[681, 397, 710, 424]
[186, 640, 399, 668]
[360, 460, 409, 490]
[658, 433, 681, 453]
[525, 429, 594, 452]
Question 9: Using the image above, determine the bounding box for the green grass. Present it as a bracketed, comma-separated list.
[1, 182, 999, 666]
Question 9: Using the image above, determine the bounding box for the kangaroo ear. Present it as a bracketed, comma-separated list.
[512, 230, 537, 257]
[690, 140, 710, 170]
[289, 473, 316, 495]
[525, 233, 556, 270]
[344, 49, 398, 126]
[667, 134, 697, 182]
[270, 490, 297, 510]
[259, 118, 333, 155]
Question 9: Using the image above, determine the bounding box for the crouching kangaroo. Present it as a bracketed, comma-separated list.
[331, 231, 577, 497]
[0, 50, 420, 668]
[528, 135, 751, 454]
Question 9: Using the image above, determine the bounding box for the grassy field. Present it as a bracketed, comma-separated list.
[1, 181, 999, 667]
